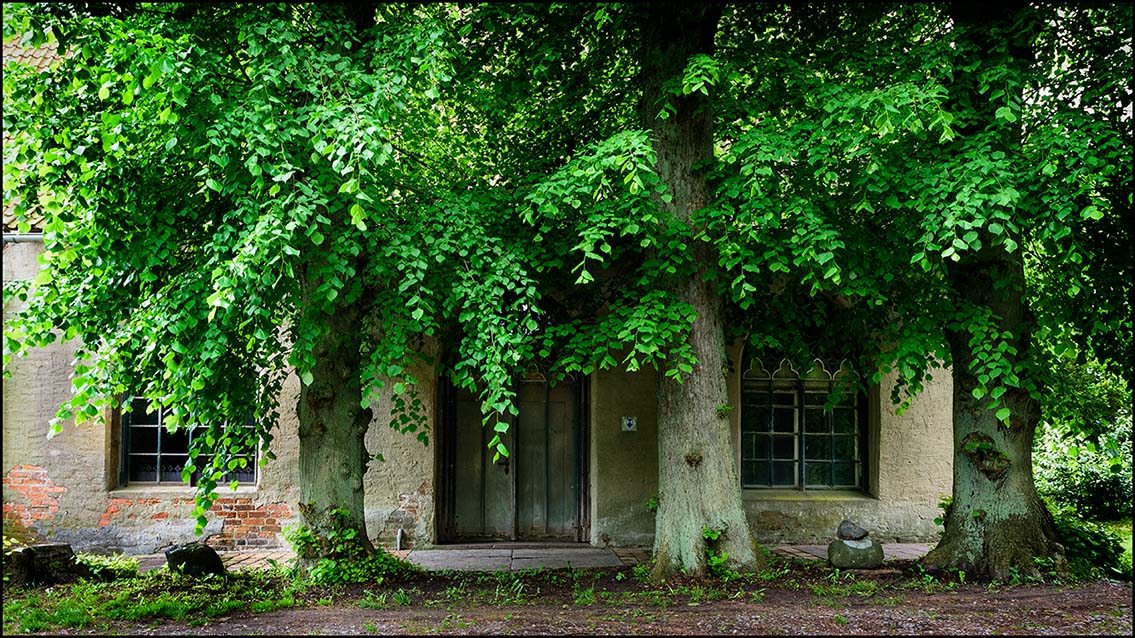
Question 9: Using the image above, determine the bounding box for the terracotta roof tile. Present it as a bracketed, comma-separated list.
[2, 38, 64, 73]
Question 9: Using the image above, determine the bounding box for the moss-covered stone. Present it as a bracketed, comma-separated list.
[827, 538, 884, 569]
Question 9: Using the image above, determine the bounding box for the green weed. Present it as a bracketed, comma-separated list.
[358, 589, 389, 609]
[573, 585, 597, 606]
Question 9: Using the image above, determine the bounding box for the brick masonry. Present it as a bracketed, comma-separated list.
[3, 464, 295, 552]
[208, 498, 294, 550]
[2, 465, 66, 528]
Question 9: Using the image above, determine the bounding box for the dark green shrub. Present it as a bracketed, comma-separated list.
[1050, 505, 1129, 580]
[283, 508, 417, 585]
[1034, 418, 1132, 521]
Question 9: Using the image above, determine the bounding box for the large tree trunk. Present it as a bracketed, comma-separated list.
[295, 278, 374, 566]
[923, 245, 1063, 580]
[638, 2, 763, 579]
[921, 0, 1065, 581]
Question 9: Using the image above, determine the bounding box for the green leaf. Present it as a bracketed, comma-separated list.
[350, 203, 367, 231]
[995, 407, 1011, 421]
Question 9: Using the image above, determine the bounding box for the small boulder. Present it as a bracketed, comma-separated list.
[4, 543, 92, 587]
[827, 538, 884, 569]
[164, 542, 226, 577]
[837, 519, 868, 541]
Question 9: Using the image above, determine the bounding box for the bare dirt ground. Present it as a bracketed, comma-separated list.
[19, 560, 1135, 636]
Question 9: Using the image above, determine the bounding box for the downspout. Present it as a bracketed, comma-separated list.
[2, 233, 44, 243]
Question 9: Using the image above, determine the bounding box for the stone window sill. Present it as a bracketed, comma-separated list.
[109, 484, 258, 498]
[742, 488, 876, 502]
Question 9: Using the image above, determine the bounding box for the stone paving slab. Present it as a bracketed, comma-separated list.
[136, 543, 933, 573]
[771, 543, 932, 563]
[406, 550, 512, 572]
[510, 548, 617, 560]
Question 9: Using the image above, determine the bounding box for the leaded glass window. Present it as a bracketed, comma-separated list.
[741, 359, 866, 490]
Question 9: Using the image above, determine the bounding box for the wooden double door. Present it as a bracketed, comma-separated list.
[438, 372, 587, 542]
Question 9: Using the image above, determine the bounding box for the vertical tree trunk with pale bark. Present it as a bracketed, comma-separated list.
[637, 2, 764, 579]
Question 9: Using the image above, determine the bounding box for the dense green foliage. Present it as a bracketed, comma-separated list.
[1049, 505, 1130, 580]
[3, 568, 306, 633]
[1034, 360, 1132, 520]
[1035, 424, 1133, 521]
[2, 2, 1129, 573]
[283, 508, 418, 585]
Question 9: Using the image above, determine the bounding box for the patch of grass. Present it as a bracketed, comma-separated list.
[753, 563, 791, 583]
[4, 568, 309, 634]
[1101, 519, 1133, 577]
[632, 562, 652, 583]
[3, 592, 100, 634]
[487, 576, 529, 606]
[392, 588, 413, 607]
[810, 578, 881, 598]
[358, 589, 389, 610]
[442, 582, 467, 602]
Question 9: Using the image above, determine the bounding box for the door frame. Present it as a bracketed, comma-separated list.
[436, 371, 590, 544]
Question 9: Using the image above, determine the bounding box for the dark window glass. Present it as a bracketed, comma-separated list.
[741, 361, 865, 490]
[123, 399, 257, 486]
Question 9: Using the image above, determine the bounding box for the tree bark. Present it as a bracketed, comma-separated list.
[923, 245, 1063, 580]
[638, 3, 763, 579]
[295, 274, 375, 566]
[921, 2, 1063, 580]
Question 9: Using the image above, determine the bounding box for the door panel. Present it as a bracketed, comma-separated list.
[452, 390, 514, 539]
[445, 375, 581, 542]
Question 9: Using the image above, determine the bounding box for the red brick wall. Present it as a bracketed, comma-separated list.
[2, 465, 65, 528]
[207, 498, 293, 550]
[4, 464, 293, 550]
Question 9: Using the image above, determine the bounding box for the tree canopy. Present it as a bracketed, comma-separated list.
[4, 1, 1130, 577]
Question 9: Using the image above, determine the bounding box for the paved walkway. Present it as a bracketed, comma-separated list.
[139, 542, 932, 574]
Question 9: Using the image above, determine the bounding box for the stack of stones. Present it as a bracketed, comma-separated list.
[827, 519, 884, 569]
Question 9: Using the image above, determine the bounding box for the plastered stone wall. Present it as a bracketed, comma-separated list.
[585, 346, 954, 547]
[361, 351, 437, 550]
[3, 235, 433, 554]
[6, 240, 952, 552]
[3, 241, 302, 554]
[588, 364, 660, 548]
[731, 358, 953, 545]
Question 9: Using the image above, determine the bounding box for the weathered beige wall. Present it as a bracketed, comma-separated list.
[3, 241, 304, 554]
[2, 236, 431, 554]
[731, 354, 953, 544]
[588, 364, 659, 547]
[361, 353, 437, 550]
[585, 346, 954, 547]
[5, 238, 952, 552]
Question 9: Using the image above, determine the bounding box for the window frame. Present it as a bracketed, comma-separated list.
[740, 358, 868, 491]
[118, 397, 258, 488]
